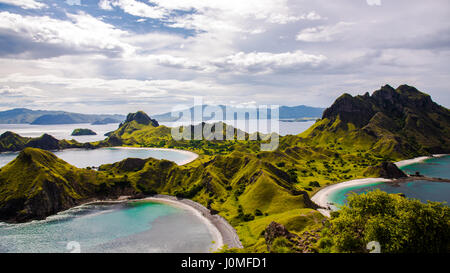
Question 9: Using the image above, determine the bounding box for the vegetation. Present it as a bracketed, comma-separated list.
[317, 190, 450, 253]
[0, 84, 449, 253]
[71, 128, 97, 136]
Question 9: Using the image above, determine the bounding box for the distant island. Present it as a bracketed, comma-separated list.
[0, 108, 125, 125]
[91, 118, 121, 125]
[152, 105, 324, 122]
[71, 128, 97, 136]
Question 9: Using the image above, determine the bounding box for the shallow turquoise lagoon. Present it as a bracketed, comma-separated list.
[0, 201, 214, 253]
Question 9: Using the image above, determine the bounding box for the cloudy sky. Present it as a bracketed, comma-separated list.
[0, 0, 449, 115]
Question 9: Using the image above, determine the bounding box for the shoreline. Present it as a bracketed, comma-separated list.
[312, 154, 449, 217]
[79, 194, 243, 252]
[0, 146, 199, 167]
[112, 146, 199, 165]
[394, 154, 447, 168]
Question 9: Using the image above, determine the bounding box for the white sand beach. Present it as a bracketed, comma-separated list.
[312, 154, 449, 217]
[113, 146, 199, 165]
[83, 194, 242, 252]
[395, 154, 448, 168]
[311, 178, 391, 217]
[144, 195, 243, 251]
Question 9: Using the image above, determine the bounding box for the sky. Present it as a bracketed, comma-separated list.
[0, 0, 449, 115]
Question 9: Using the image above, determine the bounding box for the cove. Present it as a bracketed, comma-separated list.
[0, 200, 215, 253]
[0, 147, 198, 168]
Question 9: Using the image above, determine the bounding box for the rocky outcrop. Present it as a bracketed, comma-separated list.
[264, 221, 321, 253]
[364, 162, 408, 179]
[264, 222, 299, 250]
[322, 93, 375, 128]
[125, 111, 159, 127]
[310, 84, 450, 156]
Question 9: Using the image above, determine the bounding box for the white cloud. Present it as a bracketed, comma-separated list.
[0, 0, 46, 9]
[0, 85, 44, 97]
[98, 0, 113, 10]
[296, 22, 355, 42]
[0, 11, 136, 56]
[99, 0, 167, 19]
[212, 51, 327, 74]
[0, 73, 224, 97]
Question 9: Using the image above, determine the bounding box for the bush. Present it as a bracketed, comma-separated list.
[319, 190, 450, 253]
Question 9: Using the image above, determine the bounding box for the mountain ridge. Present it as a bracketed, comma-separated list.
[300, 84, 450, 159]
[0, 108, 125, 125]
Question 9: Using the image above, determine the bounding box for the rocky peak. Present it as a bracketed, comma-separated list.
[264, 221, 299, 251]
[125, 111, 159, 127]
[322, 93, 374, 127]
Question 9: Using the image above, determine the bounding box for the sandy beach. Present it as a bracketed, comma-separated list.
[144, 195, 243, 251]
[395, 154, 448, 168]
[311, 178, 391, 217]
[83, 194, 243, 252]
[112, 146, 199, 165]
[312, 154, 449, 217]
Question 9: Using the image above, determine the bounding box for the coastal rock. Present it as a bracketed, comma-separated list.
[364, 162, 407, 179]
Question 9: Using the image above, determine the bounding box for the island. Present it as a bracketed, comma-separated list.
[0, 84, 449, 253]
[71, 128, 97, 136]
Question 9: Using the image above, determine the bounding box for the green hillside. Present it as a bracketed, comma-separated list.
[0, 84, 448, 252]
[0, 148, 134, 222]
[299, 85, 450, 160]
[0, 131, 89, 152]
[0, 108, 125, 125]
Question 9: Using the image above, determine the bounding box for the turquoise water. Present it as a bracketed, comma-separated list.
[0, 201, 214, 253]
[0, 147, 195, 168]
[328, 156, 450, 207]
[329, 180, 450, 207]
[399, 155, 450, 179]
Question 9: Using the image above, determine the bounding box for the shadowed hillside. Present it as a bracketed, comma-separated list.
[299, 85, 450, 160]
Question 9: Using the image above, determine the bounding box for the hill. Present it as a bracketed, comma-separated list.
[0, 108, 125, 125]
[0, 131, 90, 152]
[299, 85, 450, 160]
[0, 148, 136, 222]
[1, 84, 448, 252]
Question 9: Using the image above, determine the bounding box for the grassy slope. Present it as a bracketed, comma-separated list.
[1, 85, 448, 252]
[0, 148, 134, 222]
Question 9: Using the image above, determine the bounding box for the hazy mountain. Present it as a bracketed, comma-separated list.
[0, 108, 125, 125]
[152, 105, 324, 122]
